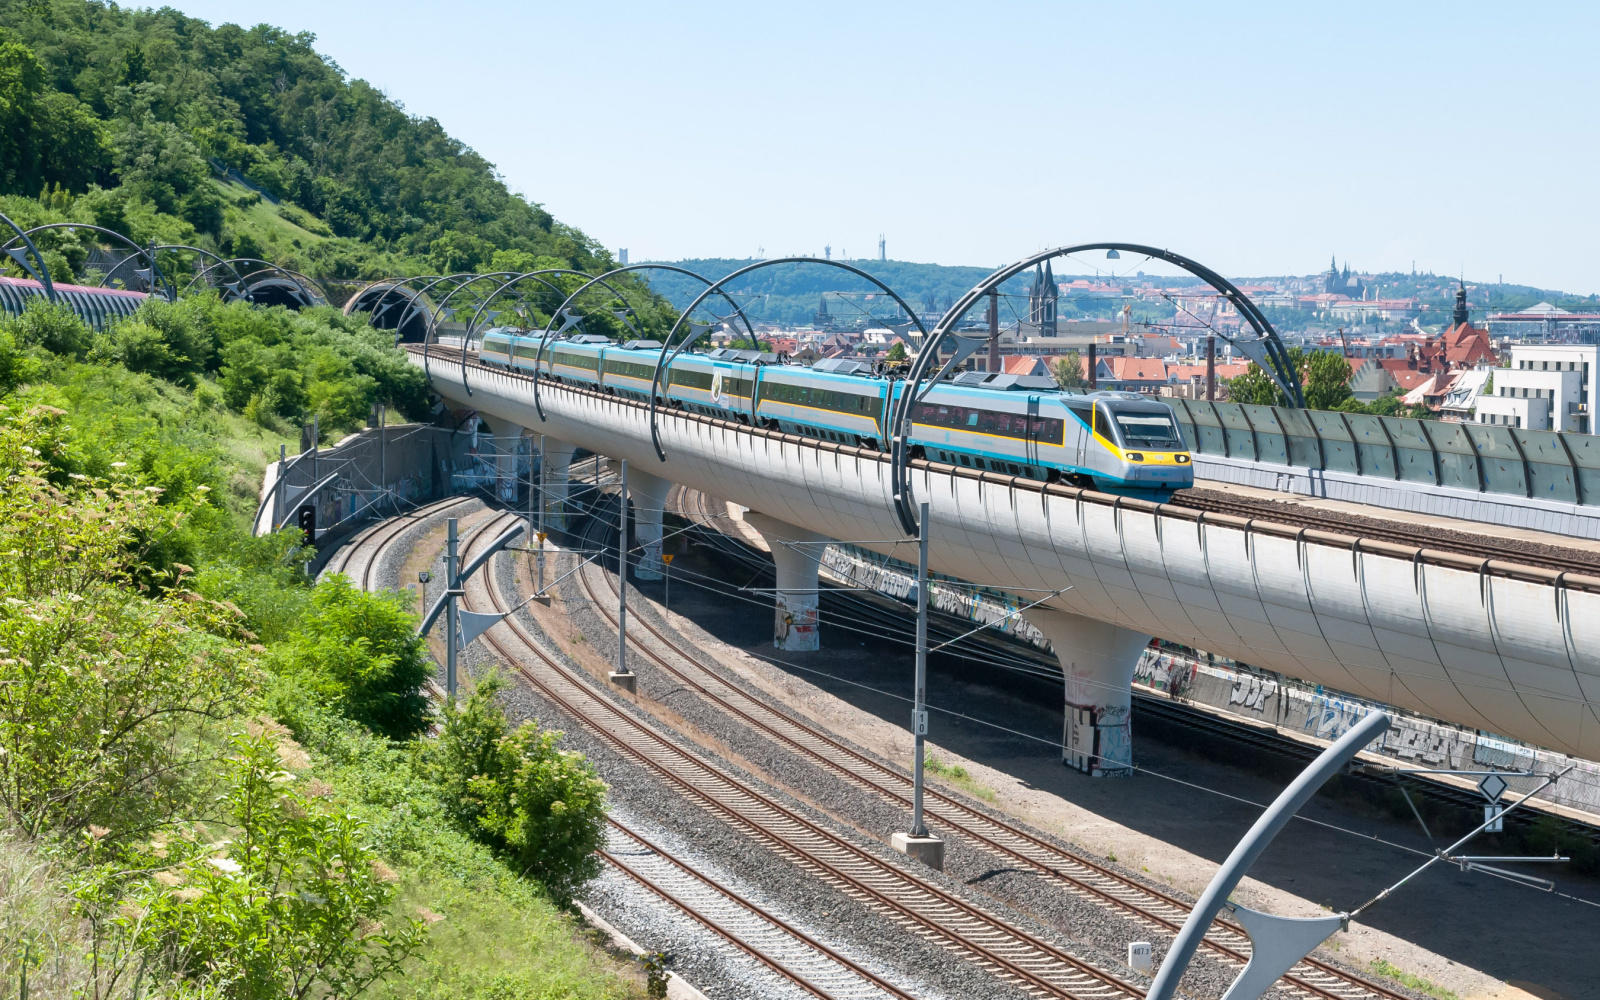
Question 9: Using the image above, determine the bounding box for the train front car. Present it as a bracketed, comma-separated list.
[1080, 391, 1192, 497]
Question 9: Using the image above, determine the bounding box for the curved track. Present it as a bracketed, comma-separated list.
[461, 509, 1144, 1000]
[570, 508, 1401, 1000]
[324, 502, 906, 999]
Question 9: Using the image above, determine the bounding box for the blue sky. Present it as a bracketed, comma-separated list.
[169, 2, 1600, 292]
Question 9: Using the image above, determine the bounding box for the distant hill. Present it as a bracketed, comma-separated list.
[642, 257, 1206, 328]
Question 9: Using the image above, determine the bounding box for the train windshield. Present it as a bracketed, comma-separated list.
[1103, 407, 1184, 449]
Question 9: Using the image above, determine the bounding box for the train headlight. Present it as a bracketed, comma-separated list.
[1176, 454, 1191, 464]
[1127, 452, 1144, 462]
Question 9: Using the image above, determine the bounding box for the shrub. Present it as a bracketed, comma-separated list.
[0, 404, 254, 832]
[2, 297, 92, 358]
[271, 575, 430, 741]
[432, 677, 607, 907]
[73, 727, 426, 999]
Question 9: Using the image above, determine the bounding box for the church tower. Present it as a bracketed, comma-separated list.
[1452, 281, 1469, 328]
[1028, 261, 1059, 336]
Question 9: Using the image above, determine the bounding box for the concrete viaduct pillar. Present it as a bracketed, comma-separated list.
[607, 461, 670, 580]
[1024, 608, 1150, 777]
[744, 511, 827, 652]
[539, 436, 579, 531]
[475, 415, 526, 504]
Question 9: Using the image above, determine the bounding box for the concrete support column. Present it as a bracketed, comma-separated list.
[607, 461, 671, 580]
[743, 511, 828, 651]
[1024, 608, 1150, 777]
[475, 415, 526, 503]
[541, 437, 579, 531]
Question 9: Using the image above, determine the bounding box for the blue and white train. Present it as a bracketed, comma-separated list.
[478, 330, 1193, 497]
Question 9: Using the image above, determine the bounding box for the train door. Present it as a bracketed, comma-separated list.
[1025, 395, 1042, 469]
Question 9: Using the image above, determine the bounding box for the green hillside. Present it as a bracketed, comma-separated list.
[0, 0, 617, 283]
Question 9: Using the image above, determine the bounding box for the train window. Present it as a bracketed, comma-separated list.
[552, 351, 599, 371]
[765, 381, 881, 417]
[670, 367, 713, 390]
[1107, 410, 1184, 449]
[605, 359, 657, 380]
[512, 342, 544, 359]
[913, 402, 1064, 445]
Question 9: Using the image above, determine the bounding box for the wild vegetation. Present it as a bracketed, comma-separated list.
[0, 300, 626, 997]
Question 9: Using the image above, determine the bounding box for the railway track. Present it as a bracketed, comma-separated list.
[319, 495, 480, 589]
[1170, 490, 1600, 577]
[324, 501, 916, 998]
[570, 503, 1401, 1000]
[460, 509, 1145, 1000]
[603, 817, 920, 1000]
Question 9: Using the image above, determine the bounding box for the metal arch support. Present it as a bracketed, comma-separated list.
[4, 221, 169, 300]
[460, 268, 590, 399]
[401, 273, 480, 386]
[148, 244, 245, 294]
[346, 275, 442, 331]
[888, 242, 1303, 534]
[1145, 711, 1391, 1000]
[0, 212, 55, 302]
[537, 263, 761, 423]
[184, 257, 328, 306]
[418, 271, 522, 393]
[645, 257, 929, 468]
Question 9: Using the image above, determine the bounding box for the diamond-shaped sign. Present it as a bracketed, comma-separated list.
[1479, 772, 1508, 803]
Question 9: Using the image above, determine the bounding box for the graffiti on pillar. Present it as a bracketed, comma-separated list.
[773, 593, 819, 651]
[1095, 703, 1132, 775]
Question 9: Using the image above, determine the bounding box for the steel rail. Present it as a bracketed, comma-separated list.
[572, 532, 1401, 1000]
[457, 512, 1144, 1000]
[1169, 492, 1600, 578]
[604, 816, 919, 1000]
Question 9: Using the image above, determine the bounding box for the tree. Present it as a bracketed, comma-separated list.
[885, 340, 907, 362]
[1224, 363, 1282, 406]
[1052, 350, 1087, 390]
[1301, 349, 1354, 410]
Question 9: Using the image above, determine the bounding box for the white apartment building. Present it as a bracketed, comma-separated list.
[1472, 344, 1599, 433]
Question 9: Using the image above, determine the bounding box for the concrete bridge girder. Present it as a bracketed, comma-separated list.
[744, 511, 828, 652]
[418, 357, 1600, 760]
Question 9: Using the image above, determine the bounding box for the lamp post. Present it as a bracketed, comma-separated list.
[445, 517, 459, 699]
[892, 501, 943, 870]
[609, 460, 635, 692]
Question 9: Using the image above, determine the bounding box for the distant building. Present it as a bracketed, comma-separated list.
[1434, 369, 1492, 422]
[1349, 358, 1434, 400]
[1485, 302, 1600, 344]
[1472, 343, 1599, 432]
[618, 248, 628, 266]
[1026, 261, 1059, 337]
[1328, 298, 1420, 323]
[1002, 355, 1051, 377]
[813, 295, 834, 330]
[1323, 256, 1366, 299]
[1094, 357, 1169, 393]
